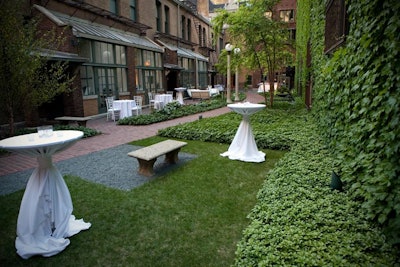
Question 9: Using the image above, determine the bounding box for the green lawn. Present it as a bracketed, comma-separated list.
[0, 136, 285, 266]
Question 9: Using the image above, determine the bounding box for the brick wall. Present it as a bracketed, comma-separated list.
[34, 8, 85, 117]
[83, 98, 98, 117]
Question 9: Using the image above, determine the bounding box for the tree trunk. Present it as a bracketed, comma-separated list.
[24, 103, 40, 127]
[8, 113, 14, 136]
[268, 70, 275, 108]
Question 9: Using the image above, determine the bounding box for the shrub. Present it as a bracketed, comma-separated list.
[117, 94, 246, 126]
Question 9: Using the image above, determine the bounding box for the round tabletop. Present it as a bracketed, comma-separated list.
[227, 102, 266, 115]
[0, 130, 83, 154]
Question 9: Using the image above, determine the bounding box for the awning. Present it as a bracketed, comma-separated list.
[58, 14, 163, 52]
[37, 49, 89, 62]
[164, 63, 184, 70]
[180, 47, 208, 61]
[157, 40, 208, 62]
[35, 5, 163, 52]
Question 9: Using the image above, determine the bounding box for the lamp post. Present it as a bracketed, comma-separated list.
[233, 47, 241, 102]
[225, 43, 234, 104]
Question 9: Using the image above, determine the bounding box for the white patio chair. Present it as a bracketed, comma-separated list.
[105, 97, 120, 122]
[148, 92, 162, 110]
[133, 95, 143, 115]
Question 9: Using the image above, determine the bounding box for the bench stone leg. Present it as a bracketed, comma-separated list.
[136, 158, 157, 176]
[165, 148, 181, 164]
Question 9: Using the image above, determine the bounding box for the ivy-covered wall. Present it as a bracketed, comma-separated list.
[310, 0, 400, 244]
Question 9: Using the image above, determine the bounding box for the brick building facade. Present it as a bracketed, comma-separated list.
[22, 0, 219, 120]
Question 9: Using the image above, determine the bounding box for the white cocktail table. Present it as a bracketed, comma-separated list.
[0, 130, 91, 259]
[174, 87, 186, 105]
[220, 102, 266, 162]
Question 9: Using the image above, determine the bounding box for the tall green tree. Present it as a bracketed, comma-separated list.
[212, 0, 292, 107]
[0, 0, 73, 135]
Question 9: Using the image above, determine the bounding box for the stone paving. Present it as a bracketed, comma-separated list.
[0, 91, 264, 177]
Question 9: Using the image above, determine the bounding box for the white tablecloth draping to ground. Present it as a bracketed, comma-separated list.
[0, 130, 91, 259]
[220, 103, 266, 163]
[209, 88, 220, 96]
[113, 100, 137, 119]
[257, 82, 278, 93]
[154, 94, 173, 109]
[174, 87, 186, 104]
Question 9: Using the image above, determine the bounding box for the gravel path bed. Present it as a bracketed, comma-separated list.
[0, 144, 196, 196]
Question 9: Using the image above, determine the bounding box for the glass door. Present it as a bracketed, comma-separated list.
[96, 68, 116, 113]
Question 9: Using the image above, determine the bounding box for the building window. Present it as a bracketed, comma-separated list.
[198, 61, 208, 88]
[81, 66, 95, 96]
[130, 0, 136, 21]
[181, 16, 186, 40]
[202, 28, 206, 46]
[280, 10, 294, 22]
[80, 40, 127, 97]
[135, 49, 163, 94]
[187, 19, 191, 42]
[288, 29, 296, 41]
[325, 0, 348, 54]
[219, 37, 224, 53]
[164, 6, 170, 34]
[198, 25, 202, 46]
[110, 0, 118, 15]
[179, 57, 195, 88]
[156, 0, 162, 32]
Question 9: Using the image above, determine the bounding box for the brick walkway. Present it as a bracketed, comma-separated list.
[0, 91, 264, 176]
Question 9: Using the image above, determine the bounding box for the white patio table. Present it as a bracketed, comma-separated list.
[174, 87, 186, 105]
[0, 130, 91, 259]
[113, 100, 138, 118]
[220, 102, 266, 162]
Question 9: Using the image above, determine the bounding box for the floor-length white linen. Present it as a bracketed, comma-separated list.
[154, 94, 173, 109]
[113, 100, 137, 119]
[257, 82, 278, 93]
[220, 103, 266, 163]
[0, 130, 91, 259]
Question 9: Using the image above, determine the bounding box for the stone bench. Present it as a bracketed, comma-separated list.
[54, 116, 92, 127]
[128, 139, 187, 176]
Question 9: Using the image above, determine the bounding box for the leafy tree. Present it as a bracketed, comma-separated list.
[212, 0, 293, 107]
[0, 0, 73, 135]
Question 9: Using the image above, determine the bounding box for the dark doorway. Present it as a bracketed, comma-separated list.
[166, 70, 178, 97]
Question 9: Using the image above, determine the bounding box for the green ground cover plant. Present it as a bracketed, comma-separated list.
[233, 121, 398, 265]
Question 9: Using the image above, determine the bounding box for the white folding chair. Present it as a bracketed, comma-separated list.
[148, 92, 162, 110]
[105, 97, 120, 122]
[133, 96, 142, 115]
